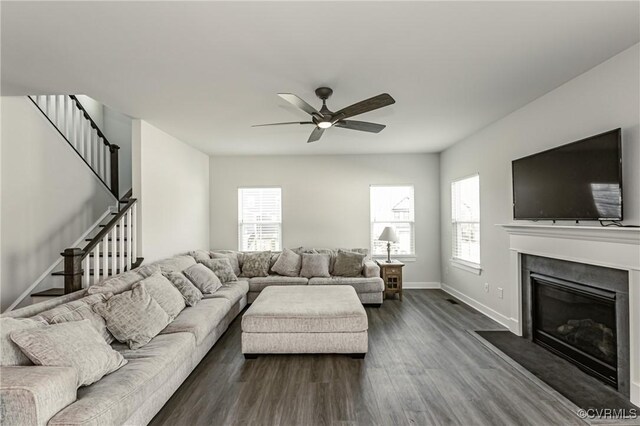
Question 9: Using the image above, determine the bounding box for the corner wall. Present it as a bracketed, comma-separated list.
[132, 120, 210, 262]
[439, 44, 640, 326]
[210, 154, 441, 285]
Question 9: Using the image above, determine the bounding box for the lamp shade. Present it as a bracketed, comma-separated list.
[378, 226, 399, 243]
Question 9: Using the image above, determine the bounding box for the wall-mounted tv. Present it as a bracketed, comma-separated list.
[512, 129, 622, 221]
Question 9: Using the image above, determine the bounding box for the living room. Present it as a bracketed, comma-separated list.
[1, 1, 639, 425]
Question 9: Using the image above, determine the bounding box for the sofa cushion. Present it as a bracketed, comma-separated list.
[271, 248, 302, 277]
[203, 280, 249, 306]
[132, 273, 186, 320]
[33, 293, 114, 344]
[210, 251, 241, 276]
[10, 320, 127, 387]
[149, 255, 197, 274]
[87, 269, 144, 296]
[248, 276, 308, 292]
[0, 318, 46, 366]
[308, 276, 384, 293]
[159, 298, 232, 345]
[183, 263, 222, 294]
[300, 253, 331, 278]
[200, 258, 238, 283]
[240, 251, 272, 278]
[164, 271, 203, 307]
[49, 333, 195, 426]
[93, 284, 171, 350]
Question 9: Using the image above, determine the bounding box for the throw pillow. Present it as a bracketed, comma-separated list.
[33, 293, 114, 344]
[210, 252, 241, 276]
[299, 253, 331, 278]
[164, 271, 203, 307]
[188, 250, 212, 263]
[271, 248, 302, 277]
[240, 251, 271, 278]
[0, 318, 46, 366]
[183, 263, 222, 294]
[200, 258, 238, 283]
[10, 320, 127, 387]
[132, 272, 186, 320]
[87, 269, 144, 296]
[136, 264, 161, 278]
[332, 250, 366, 277]
[93, 284, 170, 350]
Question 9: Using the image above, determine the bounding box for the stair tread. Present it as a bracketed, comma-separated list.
[32, 288, 65, 297]
[88, 252, 129, 257]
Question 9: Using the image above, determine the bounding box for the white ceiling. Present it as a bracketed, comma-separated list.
[2, 1, 638, 155]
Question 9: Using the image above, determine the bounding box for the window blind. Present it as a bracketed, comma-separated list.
[451, 175, 480, 265]
[238, 187, 282, 251]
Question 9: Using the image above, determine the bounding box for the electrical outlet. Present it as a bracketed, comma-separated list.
[484, 283, 489, 293]
[498, 287, 504, 299]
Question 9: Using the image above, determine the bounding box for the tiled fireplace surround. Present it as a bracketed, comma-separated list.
[501, 224, 640, 407]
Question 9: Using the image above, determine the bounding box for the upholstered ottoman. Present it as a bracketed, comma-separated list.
[241, 285, 368, 358]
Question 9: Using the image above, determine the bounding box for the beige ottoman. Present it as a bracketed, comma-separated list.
[241, 285, 368, 358]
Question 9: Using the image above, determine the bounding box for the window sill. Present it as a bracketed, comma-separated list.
[373, 255, 416, 263]
[450, 258, 482, 275]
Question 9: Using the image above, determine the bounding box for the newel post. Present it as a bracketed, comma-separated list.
[109, 144, 120, 199]
[62, 248, 84, 294]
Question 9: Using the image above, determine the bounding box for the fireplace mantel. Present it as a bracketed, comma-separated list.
[499, 222, 640, 406]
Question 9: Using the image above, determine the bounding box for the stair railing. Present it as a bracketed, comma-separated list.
[29, 95, 120, 198]
[61, 198, 137, 293]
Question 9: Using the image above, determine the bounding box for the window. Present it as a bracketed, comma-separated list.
[238, 187, 282, 251]
[370, 185, 415, 257]
[451, 174, 480, 271]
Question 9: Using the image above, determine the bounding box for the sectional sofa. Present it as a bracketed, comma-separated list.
[0, 248, 383, 425]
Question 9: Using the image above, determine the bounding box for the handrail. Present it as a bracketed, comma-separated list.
[69, 95, 113, 148]
[82, 198, 136, 258]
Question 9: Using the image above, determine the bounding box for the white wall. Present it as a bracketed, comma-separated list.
[439, 44, 640, 326]
[132, 120, 210, 262]
[210, 154, 441, 285]
[75, 95, 104, 130]
[1, 96, 116, 312]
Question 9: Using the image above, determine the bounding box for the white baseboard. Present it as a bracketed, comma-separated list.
[404, 282, 441, 289]
[441, 283, 516, 331]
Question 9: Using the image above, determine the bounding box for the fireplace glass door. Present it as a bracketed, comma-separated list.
[531, 273, 617, 387]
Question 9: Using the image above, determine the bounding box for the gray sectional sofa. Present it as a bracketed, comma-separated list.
[0, 248, 383, 425]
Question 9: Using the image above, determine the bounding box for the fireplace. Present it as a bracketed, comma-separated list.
[531, 273, 617, 387]
[520, 254, 630, 397]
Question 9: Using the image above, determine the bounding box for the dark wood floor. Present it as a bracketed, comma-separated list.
[150, 290, 585, 426]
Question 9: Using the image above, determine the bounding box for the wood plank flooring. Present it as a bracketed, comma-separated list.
[150, 290, 586, 426]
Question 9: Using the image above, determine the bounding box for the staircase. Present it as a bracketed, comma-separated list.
[25, 96, 142, 302]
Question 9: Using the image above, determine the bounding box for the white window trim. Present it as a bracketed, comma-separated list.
[450, 258, 482, 275]
[238, 187, 282, 252]
[370, 184, 416, 258]
[451, 173, 481, 271]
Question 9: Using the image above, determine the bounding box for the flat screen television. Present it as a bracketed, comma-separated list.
[512, 129, 622, 221]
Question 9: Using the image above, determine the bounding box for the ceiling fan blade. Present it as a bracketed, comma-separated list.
[252, 121, 314, 127]
[307, 127, 325, 143]
[334, 93, 395, 119]
[334, 120, 386, 133]
[278, 93, 322, 117]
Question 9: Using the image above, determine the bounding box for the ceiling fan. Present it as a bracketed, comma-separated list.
[252, 87, 395, 143]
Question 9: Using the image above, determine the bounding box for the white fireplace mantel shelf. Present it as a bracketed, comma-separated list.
[498, 222, 640, 406]
[498, 223, 640, 245]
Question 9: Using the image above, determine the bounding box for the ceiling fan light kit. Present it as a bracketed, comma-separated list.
[252, 87, 395, 143]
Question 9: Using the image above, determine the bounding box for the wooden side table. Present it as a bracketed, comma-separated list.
[376, 260, 405, 301]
